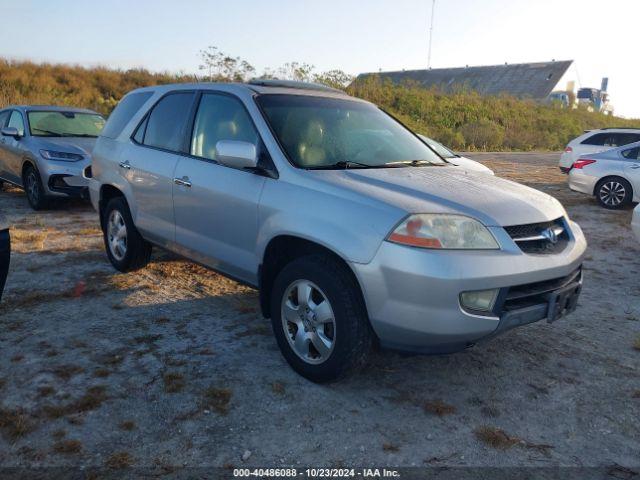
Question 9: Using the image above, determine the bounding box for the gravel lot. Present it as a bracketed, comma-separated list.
[0, 152, 638, 474]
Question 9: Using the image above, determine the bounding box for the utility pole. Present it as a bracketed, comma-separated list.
[427, 0, 436, 69]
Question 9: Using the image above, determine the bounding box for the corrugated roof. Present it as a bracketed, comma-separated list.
[357, 60, 573, 99]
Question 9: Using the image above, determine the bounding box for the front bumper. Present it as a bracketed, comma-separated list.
[568, 170, 597, 196]
[38, 157, 92, 198]
[351, 220, 587, 353]
[0, 228, 10, 302]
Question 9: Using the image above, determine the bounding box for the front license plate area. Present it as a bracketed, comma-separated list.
[546, 282, 581, 323]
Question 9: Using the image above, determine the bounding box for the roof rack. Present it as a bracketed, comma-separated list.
[248, 79, 345, 94]
[599, 127, 640, 130]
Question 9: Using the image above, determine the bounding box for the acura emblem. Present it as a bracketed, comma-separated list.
[541, 227, 558, 244]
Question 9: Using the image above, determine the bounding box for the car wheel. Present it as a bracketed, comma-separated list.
[102, 196, 152, 272]
[270, 254, 374, 382]
[595, 177, 633, 209]
[23, 165, 50, 210]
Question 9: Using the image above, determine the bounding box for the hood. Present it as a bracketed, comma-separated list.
[447, 156, 494, 175]
[36, 137, 97, 157]
[309, 166, 566, 227]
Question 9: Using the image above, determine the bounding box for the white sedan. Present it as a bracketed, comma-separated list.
[418, 135, 494, 175]
[633, 204, 640, 241]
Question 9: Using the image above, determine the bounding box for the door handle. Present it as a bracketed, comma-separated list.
[173, 176, 192, 188]
[630, 164, 640, 169]
[118, 161, 131, 170]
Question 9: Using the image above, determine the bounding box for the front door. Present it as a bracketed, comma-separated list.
[172, 92, 267, 284]
[125, 91, 196, 245]
[0, 110, 12, 181]
[1, 111, 26, 184]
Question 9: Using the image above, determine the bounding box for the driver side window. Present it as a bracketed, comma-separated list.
[190, 93, 258, 162]
[8, 111, 25, 136]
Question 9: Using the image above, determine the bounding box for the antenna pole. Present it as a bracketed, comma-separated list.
[427, 0, 436, 69]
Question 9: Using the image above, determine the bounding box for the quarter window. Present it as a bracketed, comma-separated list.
[622, 147, 640, 160]
[142, 92, 195, 152]
[190, 93, 258, 161]
[8, 111, 25, 136]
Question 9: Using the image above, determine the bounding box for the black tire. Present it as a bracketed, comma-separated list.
[595, 176, 633, 209]
[23, 165, 50, 210]
[270, 254, 373, 383]
[102, 196, 152, 272]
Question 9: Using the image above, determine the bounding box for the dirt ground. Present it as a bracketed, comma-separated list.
[0, 153, 638, 474]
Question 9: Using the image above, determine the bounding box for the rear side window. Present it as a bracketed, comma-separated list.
[190, 93, 258, 161]
[615, 133, 640, 146]
[8, 111, 25, 136]
[101, 91, 153, 139]
[141, 92, 195, 152]
[622, 147, 640, 160]
[0, 111, 10, 128]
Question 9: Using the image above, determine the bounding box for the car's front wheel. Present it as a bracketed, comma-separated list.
[23, 165, 50, 210]
[270, 254, 373, 383]
[595, 176, 633, 209]
[102, 196, 152, 272]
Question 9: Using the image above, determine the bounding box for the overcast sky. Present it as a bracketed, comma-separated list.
[2, 0, 639, 117]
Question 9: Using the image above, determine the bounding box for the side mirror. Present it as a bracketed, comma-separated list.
[1, 127, 21, 139]
[215, 140, 258, 170]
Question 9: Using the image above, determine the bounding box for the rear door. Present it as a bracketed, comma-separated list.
[3, 111, 27, 183]
[0, 110, 12, 180]
[172, 91, 267, 284]
[124, 91, 196, 245]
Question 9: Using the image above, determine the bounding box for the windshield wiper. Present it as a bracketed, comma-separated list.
[307, 160, 377, 170]
[385, 160, 446, 167]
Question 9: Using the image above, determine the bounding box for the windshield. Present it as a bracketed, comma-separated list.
[28, 111, 105, 137]
[256, 94, 445, 169]
[420, 136, 457, 159]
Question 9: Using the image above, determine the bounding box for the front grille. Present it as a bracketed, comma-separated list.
[504, 218, 569, 254]
[502, 268, 582, 311]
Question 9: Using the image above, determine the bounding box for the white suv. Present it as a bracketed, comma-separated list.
[559, 128, 640, 172]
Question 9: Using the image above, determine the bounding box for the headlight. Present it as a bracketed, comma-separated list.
[388, 214, 499, 249]
[40, 150, 84, 162]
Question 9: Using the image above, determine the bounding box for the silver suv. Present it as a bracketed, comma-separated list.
[90, 81, 587, 382]
[0, 106, 105, 209]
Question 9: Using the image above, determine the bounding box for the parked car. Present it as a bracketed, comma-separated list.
[417, 135, 494, 175]
[558, 128, 640, 173]
[0, 106, 106, 210]
[0, 213, 9, 302]
[90, 80, 586, 382]
[632, 204, 640, 241]
[568, 141, 640, 209]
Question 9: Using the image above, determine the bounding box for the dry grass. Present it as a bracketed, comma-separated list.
[474, 426, 521, 450]
[424, 400, 456, 416]
[382, 443, 400, 452]
[11, 228, 47, 251]
[633, 336, 640, 351]
[106, 451, 134, 469]
[163, 373, 185, 393]
[201, 387, 232, 415]
[51, 429, 66, 440]
[51, 364, 84, 381]
[53, 439, 82, 454]
[119, 420, 136, 431]
[43, 385, 107, 419]
[37, 386, 56, 398]
[77, 227, 102, 236]
[0, 407, 35, 439]
[271, 382, 285, 395]
[93, 368, 111, 378]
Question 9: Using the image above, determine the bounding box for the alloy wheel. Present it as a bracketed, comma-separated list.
[281, 279, 336, 365]
[599, 181, 626, 207]
[26, 171, 40, 204]
[107, 210, 128, 261]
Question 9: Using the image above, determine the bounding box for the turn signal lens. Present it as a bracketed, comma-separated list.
[387, 214, 499, 250]
[572, 159, 596, 169]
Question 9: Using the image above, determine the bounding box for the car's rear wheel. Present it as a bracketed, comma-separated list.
[270, 254, 373, 383]
[102, 196, 152, 272]
[23, 165, 50, 210]
[595, 177, 632, 209]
